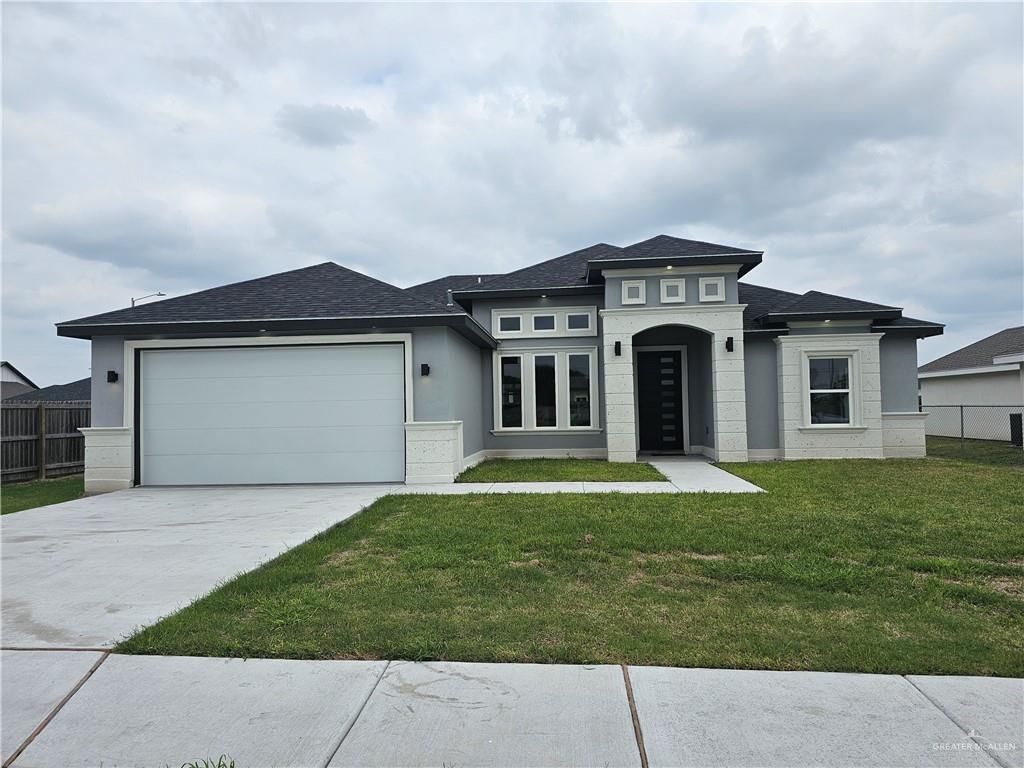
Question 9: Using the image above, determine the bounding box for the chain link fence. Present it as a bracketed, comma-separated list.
[922, 404, 1023, 465]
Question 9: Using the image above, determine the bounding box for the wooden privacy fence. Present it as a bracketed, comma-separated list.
[1, 402, 90, 482]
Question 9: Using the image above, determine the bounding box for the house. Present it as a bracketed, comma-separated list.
[4, 377, 91, 403]
[56, 235, 943, 494]
[1, 361, 38, 399]
[918, 326, 1024, 441]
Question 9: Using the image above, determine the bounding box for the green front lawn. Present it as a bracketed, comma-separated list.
[119, 459, 1024, 676]
[457, 458, 666, 483]
[1, 475, 84, 515]
[927, 435, 1023, 467]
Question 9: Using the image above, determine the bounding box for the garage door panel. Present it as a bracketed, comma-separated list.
[144, 424, 405, 456]
[140, 345, 406, 485]
[142, 450, 404, 486]
[142, 373, 405, 407]
[142, 398, 405, 431]
[143, 345, 405, 379]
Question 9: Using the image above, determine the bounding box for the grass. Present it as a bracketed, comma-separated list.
[927, 435, 1023, 467]
[457, 458, 666, 482]
[118, 459, 1024, 677]
[1, 474, 84, 515]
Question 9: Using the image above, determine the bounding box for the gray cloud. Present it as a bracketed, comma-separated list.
[1, 2, 1021, 385]
[274, 103, 374, 148]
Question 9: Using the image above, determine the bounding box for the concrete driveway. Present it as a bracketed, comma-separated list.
[1, 485, 390, 649]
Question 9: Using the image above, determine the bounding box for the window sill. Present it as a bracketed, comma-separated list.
[798, 425, 867, 433]
[491, 429, 604, 436]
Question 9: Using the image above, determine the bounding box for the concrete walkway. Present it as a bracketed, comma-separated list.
[2, 653, 1020, 767]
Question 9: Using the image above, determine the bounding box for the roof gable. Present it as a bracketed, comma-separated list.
[459, 243, 623, 294]
[919, 326, 1024, 373]
[592, 234, 759, 262]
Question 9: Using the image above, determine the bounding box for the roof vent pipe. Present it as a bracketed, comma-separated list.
[446, 288, 454, 307]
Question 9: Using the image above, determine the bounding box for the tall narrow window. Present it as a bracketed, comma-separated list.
[568, 353, 592, 427]
[808, 357, 850, 424]
[534, 355, 557, 427]
[500, 356, 523, 428]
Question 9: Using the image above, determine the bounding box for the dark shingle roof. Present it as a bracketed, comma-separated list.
[58, 262, 460, 329]
[737, 283, 803, 331]
[764, 290, 901, 319]
[5, 377, 90, 402]
[407, 274, 502, 307]
[919, 326, 1024, 373]
[591, 234, 760, 262]
[461, 243, 623, 293]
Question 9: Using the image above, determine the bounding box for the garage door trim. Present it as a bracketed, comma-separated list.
[123, 334, 414, 486]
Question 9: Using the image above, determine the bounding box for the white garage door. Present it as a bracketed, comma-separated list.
[140, 344, 406, 485]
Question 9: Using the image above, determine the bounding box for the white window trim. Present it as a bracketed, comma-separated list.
[621, 280, 646, 305]
[491, 307, 597, 339]
[532, 314, 557, 334]
[565, 349, 598, 430]
[532, 353, 559, 429]
[660, 278, 686, 304]
[492, 348, 600, 433]
[495, 314, 523, 337]
[496, 353, 526, 430]
[698, 276, 726, 303]
[801, 351, 862, 428]
[565, 312, 593, 334]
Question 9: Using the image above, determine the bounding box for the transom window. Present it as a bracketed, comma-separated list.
[808, 357, 851, 425]
[494, 350, 597, 431]
[498, 316, 521, 333]
[566, 313, 591, 331]
[533, 314, 556, 332]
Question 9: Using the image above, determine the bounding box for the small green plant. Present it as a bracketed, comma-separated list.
[180, 757, 236, 768]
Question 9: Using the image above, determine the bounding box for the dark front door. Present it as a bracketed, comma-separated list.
[637, 350, 685, 452]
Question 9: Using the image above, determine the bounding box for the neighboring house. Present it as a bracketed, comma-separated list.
[918, 326, 1024, 441]
[4, 377, 91, 403]
[56, 234, 943, 493]
[0, 361, 38, 399]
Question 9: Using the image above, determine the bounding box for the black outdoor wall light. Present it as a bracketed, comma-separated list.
[614, 341, 622, 356]
[725, 337, 735, 352]
[107, 370, 119, 383]
[420, 363, 430, 376]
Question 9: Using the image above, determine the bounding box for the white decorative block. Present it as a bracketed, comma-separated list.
[404, 421, 463, 483]
[80, 427, 132, 495]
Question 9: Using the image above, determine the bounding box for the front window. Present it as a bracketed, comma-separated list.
[568, 353, 592, 427]
[808, 357, 850, 424]
[500, 356, 523, 428]
[534, 355, 557, 427]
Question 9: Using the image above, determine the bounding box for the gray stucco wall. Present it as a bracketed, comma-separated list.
[91, 336, 125, 427]
[879, 334, 921, 412]
[604, 272, 738, 310]
[445, 330, 485, 457]
[632, 326, 714, 451]
[743, 336, 780, 450]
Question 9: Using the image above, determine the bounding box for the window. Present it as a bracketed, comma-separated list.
[699, 276, 725, 302]
[622, 280, 646, 305]
[567, 313, 591, 331]
[500, 356, 523, 428]
[533, 314, 556, 332]
[498, 315, 521, 333]
[568, 353, 592, 427]
[808, 357, 851, 425]
[660, 278, 686, 304]
[534, 355, 557, 427]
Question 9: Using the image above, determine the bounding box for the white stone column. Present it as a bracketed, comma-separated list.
[710, 325, 749, 463]
[602, 322, 637, 463]
[79, 427, 132, 494]
[404, 421, 464, 483]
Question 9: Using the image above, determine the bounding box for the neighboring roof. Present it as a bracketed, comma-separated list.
[764, 290, 902, 321]
[57, 262, 496, 347]
[1, 361, 38, 388]
[406, 274, 502, 307]
[585, 234, 763, 280]
[457, 243, 623, 297]
[5, 377, 90, 402]
[919, 326, 1024, 374]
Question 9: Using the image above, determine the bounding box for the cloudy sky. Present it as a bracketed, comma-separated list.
[3, 2, 1022, 386]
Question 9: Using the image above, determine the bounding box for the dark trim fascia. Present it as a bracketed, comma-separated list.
[744, 328, 789, 338]
[585, 252, 763, 282]
[451, 284, 602, 301]
[872, 323, 945, 339]
[56, 313, 498, 349]
[766, 309, 902, 322]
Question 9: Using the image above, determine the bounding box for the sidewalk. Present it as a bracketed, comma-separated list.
[3, 652, 1020, 767]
